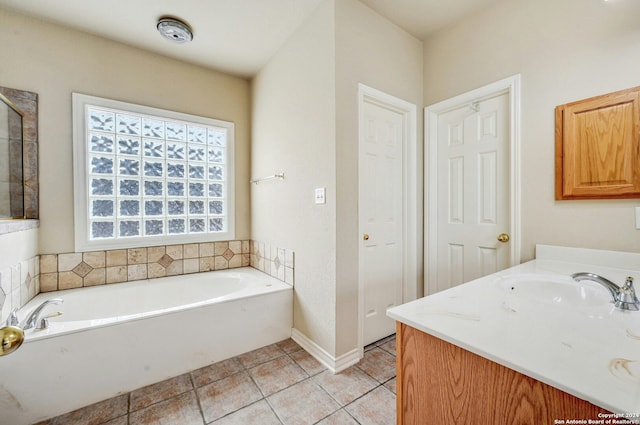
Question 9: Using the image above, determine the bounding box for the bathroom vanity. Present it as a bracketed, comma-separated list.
[388, 245, 640, 425]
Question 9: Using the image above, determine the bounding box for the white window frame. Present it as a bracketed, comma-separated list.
[72, 93, 235, 251]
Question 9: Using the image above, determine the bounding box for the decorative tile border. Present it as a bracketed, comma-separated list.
[0, 239, 294, 324]
[250, 240, 294, 286]
[39, 240, 252, 292]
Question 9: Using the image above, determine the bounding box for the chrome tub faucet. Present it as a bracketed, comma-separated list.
[571, 273, 639, 311]
[21, 298, 64, 330]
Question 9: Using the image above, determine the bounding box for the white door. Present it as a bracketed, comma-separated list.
[435, 93, 510, 293]
[359, 97, 404, 345]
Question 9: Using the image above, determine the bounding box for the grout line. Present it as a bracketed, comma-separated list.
[126, 392, 132, 425]
[311, 383, 351, 423]
[246, 364, 269, 399]
[263, 397, 287, 425]
[188, 372, 208, 425]
[200, 342, 307, 423]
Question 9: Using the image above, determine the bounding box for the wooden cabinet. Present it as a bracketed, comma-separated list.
[555, 86, 640, 200]
[396, 323, 607, 425]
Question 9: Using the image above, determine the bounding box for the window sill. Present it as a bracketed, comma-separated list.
[0, 219, 39, 236]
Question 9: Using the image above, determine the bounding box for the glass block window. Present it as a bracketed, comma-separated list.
[73, 93, 235, 251]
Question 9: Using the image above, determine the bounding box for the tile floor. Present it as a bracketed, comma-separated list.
[36, 335, 397, 425]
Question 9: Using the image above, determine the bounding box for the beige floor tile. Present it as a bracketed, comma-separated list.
[345, 386, 396, 425]
[211, 400, 282, 424]
[191, 357, 244, 388]
[276, 338, 302, 354]
[52, 394, 128, 425]
[130, 391, 203, 425]
[102, 416, 130, 425]
[267, 380, 340, 425]
[357, 347, 396, 383]
[249, 355, 308, 396]
[197, 371, 263, 423]
[384, 377, 397, 394]
[45, 341, 398, 425]
[130, 373, 193, 411]
[316, 409, 360, 425]
[378, 338, 396, 356]
[313, 368, 378, 406]
[237, 343, 285, 368]
[290, 349, 326, 376]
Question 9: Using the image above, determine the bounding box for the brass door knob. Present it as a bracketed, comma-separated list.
[363, 233, 369, 241]
[497, 233, 510, 243]
[0, 325, 24, 356]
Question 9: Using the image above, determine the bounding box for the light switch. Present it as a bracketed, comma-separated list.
[636, 207, 640, 230]
[315, 187, 326, 204]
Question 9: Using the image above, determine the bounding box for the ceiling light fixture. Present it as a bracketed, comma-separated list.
[157, 17, 193, 43]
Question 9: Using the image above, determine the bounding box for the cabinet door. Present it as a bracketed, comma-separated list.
[555, 86, 640, 200]
[396, 323, 607, 425]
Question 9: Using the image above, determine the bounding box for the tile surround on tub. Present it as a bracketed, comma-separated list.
[0, 255, 39, 323]
[0, 240, 294, 324]
[39, 240, 257, 291]
[250, 240, 295, 286]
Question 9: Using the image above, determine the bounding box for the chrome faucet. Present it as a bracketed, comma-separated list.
[571, 273, 639, 311]
[6, 309, 19, 327]
[21, 298, 63, 330]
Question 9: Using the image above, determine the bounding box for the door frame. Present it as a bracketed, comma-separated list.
[424, 75, 521, 295]
[357, 83, 418, 353]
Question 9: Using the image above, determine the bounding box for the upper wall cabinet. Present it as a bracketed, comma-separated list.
[555, 86, 640, 200]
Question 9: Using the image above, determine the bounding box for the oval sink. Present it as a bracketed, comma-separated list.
[498, 274, 611, 307]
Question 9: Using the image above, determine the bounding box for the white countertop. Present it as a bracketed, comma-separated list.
[387, 245, 640, 417]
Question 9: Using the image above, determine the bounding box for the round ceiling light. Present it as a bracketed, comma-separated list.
[157, 17, 193, 43]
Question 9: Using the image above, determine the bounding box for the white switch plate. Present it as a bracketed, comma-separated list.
[636, 207, 640, 229]
[315, 187, 326, 204]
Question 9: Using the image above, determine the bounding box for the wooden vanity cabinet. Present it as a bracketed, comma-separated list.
[396, 323, 608, 425]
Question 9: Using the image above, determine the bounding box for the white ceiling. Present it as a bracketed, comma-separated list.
[0, 0, 499, 78]
[359, 0, 499, 40]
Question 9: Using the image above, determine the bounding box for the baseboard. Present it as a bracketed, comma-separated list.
[291, 328, 361, 374]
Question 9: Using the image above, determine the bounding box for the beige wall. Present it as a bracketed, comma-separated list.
[251, 0, 338, 354]
[423, 0, 640, 260]
[0, 8, 251, 254]
[252, 0, 423, 358]
[334, 0, 423, 356]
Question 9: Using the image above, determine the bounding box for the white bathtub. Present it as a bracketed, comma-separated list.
[0, 267, 293, 425]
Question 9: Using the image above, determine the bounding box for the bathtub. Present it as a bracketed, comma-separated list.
[0, 267, 293, 425]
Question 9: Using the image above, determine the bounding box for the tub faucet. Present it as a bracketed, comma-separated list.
[6, 309, 19, 327]
[22, 298, 64, 330]
[571, 273, 639, 311]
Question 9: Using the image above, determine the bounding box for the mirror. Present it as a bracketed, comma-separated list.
[0, 92, 24, 219]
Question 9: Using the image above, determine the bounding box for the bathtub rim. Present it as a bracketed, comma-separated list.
[19, 267, 292, 343]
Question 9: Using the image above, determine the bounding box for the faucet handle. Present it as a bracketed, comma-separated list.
[35, 312, 63, 330]
[617, 276, 639, 311]
[623, 276, 638, 299]
[624, 276, 635, 288]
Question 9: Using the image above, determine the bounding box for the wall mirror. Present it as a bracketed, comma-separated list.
[0, 92, 25, 218]
[0, 86, 38, 223]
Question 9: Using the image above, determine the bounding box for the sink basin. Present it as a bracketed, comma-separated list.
[498, 274, 611, 307]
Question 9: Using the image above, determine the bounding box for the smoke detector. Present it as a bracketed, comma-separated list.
[157, 17, 193, 43]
